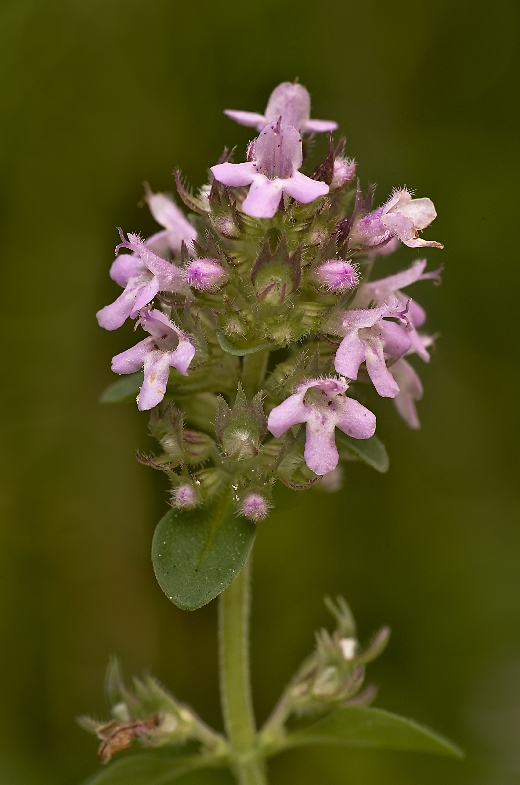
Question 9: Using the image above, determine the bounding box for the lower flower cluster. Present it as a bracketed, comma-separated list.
[97, 81, 443, 520]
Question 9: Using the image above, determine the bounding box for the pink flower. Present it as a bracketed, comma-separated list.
[359, 259, 442, 362]
[352, 188, 443, 250]
[332, 299, 411, 398]
[211, 121, 329, 219]
[267, 377, 376, 476]
[224, 82, 337, 134]
[185, 258, 227, 290]
[111, 308, 195, 411]
[96, 232, 188, 331]
[314, 260, 359, 292]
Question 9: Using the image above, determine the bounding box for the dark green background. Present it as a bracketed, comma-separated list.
[1, 1, 519, 783]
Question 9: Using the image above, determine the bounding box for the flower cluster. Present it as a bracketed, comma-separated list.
[98, 81, 442, 519]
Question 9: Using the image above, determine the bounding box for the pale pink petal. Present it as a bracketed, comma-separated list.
[111, 338, 152, 374]
[264, 82, 310, 130]
[137, 307, 178, 340]
[336, 398, 377, 440]
[390, 359, 423, 429]
[304, 119, 338, 132]
[366, 260, 428, 294]
[334, 332, 366, 379]
[255, 122, 303, 177]
[224, 110, 267, 129]
[241, 178, 284, 218]
[401, 236, 444, 249]
[379, 321, 411, 358]
[211, 161, 256, 188]
[109, 254, 144, 286]
[304, 422, 339, 475]
[267, 393, 307, 438]
[365, 344, 400, 397]
[96, 277, 145, 331]
[146, 192, 197, 248]
[283, 171, 329, 203]
[138, 352, 171, 411]
[167, 339, 196, 376]
[130, 276, 160, 317]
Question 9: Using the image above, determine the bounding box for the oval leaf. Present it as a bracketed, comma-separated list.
[216, 331, 271, 356]
[99, 373, 143, 404]
[81, 753, 210, 785]
[336, 432, 389, 473]
[152, 500, 256, 610]
[281, 706, 463, 758]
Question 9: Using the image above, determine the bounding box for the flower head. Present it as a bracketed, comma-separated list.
[224, 82, 338, 134]
[332, 299, 411, 398]
[111, 307, 195, 411]
[96, 232, 188, 331]
[267, 377, 376, 475]
[352, 188, 443, 250]
[211, 121, 329, 219]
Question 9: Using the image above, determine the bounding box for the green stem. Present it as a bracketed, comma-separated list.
[241, 349, 269, 399]
[219, 556, 268, 785]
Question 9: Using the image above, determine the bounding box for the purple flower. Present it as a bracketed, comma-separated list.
[145, 189, 197, 257]
[211, 121, 329, 219]
[96, 232, 188, 331]
[352, 188, 443, 249]
[358, 259, 442, 362]
[224, 82, 338, 134]
[389, 358, 423, 430]
[267, 377, 376, 476]
[111, 307, 196, 411]
[332, 299, 411, 398]
[185, 258, 227, 290]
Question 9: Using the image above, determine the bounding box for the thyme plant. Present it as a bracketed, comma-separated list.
[80, 82, 462, 785]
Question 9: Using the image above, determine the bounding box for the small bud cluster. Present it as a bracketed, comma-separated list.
[97, 81, 443, 519]
[77, 659, 227, 763]
[260, 597, 390, 741]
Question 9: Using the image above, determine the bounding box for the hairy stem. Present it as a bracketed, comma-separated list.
[219, 556, 268, 785]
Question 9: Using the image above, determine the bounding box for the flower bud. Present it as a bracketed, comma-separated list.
[172, 484, 199, 509]
[239, 492, 270, 521]
[330, 157, 356, 190]
[314, 259, 359, 292]
[185, 258, 227, 290]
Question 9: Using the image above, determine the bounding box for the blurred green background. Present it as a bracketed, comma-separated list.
[1, 0, 519, 783]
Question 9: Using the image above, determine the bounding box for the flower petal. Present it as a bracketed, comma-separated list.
[111, 338, 152, 374]
[304, 119, 338, 132]
[109, 254, 145, 286]
[130, 276, 160, 317]
[283, 170, 329, 203]
[167, 339, 196, 376]
[241, 177, 284, 218]
[334, 332, 366, 379]
[138, 351, 172, 411]
[211, 161, 256, 188]
[390, 359, 423, 429]
[365, 344, 400, 397]
[336, 398, 377, 440]
[304, 421, 339, 475]
[224, 110, 267, 129]
[267, 393, 307, 438]
[96, 277, 146, 330]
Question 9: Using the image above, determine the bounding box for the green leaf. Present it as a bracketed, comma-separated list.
[216, 331, 271, 356]
[81, 753, 215, 785]
[99, 373, 143, 404]
[152, 499, 256, 610]
[336, 432, 389, 473]
[280, 706, 463, 758]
